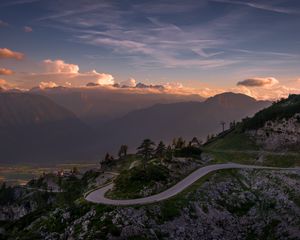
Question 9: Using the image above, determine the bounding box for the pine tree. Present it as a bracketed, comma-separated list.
[189, 137, 201, 147]
[172, 138, 177, 149]
[166, 145, 173, 162]
[155, 141, 166, 159]
[118, 145, 128, 159]
[137, 139, 155, 168]
[176, 137, 185, 149]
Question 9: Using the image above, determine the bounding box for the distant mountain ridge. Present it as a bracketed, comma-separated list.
[0, 91, 272, 163]
[0, 92, 98, 163]
[97, 92, 271, 153]
[205, 92, 258, 107]
[30, 87, 205, 126]
[0, 92, 77, 127]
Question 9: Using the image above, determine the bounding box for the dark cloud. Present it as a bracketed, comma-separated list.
[23, 26, 33, 32]
[0, 20, 9, 27]
[237, 77, 279, 87]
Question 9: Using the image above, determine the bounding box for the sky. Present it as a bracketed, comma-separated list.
[0, 0, 300, 99]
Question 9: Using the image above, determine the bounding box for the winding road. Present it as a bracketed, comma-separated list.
[85, 163, 299, 206]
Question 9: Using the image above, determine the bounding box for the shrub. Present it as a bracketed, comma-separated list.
[174, 146, 202, 158]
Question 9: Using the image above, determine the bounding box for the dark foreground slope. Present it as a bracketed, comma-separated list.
[0, 93, 98, 163]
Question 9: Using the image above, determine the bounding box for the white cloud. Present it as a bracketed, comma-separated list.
[233, 77, 300, 100]
[233, 84, 300, 100]
[0, 48, 24, 60]
[39, 81, 58, 89]
[43, 59, 79, 73]
[93, 70, 114, 85]
[119, 77, 136, 87]
[13, 59, 114, 87]
[163, 82, 183, 89]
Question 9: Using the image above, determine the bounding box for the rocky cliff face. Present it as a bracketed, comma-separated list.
[0, 187, 35, 221]
[0, 202, 37, 221]
[4, 169, 299, 240]
[248, 113, 300, 151]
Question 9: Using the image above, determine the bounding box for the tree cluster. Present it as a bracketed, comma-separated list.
[136, 137, 203, 167]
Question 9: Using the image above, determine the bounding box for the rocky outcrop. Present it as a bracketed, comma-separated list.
[0, 202, 37, 221]
[0, 187, 37, 221]
[12, 168, 299, 240]
[247, 113, 300, 150]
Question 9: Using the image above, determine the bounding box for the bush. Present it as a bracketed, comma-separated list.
[0, 183, 15, 205]
[130, 164, 169, 182]
[111, 163, 170, 199]
[174, 146, 202, 158]
[160, 201, 181, 221]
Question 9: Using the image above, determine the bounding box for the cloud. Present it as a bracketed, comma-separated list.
[23, 26, 33, 32]
[0, 20, 9, 27]
[0, 79, 7, 86]
[237, 77, 279, 87]
[0, 0, 41, 6]
[41, 0, 300, 71]
[43, 59, 79, 73]
[119, 78, 136, 87]
[39, 81, 58, 89]
[211, 0, 298, 14]
[14, 59, 114, 87]
[0, 68, 14, 75]
[234, 84, 300, 101]
[0, 79, 13, 89]
[0, 48, 24, 60]
[93, 71, 114, 85]
[233, 77, 300, 100]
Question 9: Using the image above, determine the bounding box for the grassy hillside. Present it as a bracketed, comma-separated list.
[204, 94, 300, 167]
[205, 131, 259, 151]
[242, 94, 300, 130]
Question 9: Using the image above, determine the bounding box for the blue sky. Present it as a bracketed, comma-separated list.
[0, 0, 300, 99]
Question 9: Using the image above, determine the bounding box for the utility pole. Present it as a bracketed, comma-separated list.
[220, 121, 225, 132]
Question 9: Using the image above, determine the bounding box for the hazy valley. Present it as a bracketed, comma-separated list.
[0, 90, 270, 164]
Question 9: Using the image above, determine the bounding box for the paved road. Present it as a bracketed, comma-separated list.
[85, 163, 299, 206]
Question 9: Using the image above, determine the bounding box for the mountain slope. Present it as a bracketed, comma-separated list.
[31, 87, 204, 126]
[208, 94, 300, 152]
[0, 93, 98, 163]
[98, 92, 271, 152]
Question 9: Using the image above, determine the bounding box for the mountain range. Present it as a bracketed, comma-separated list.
[0, 92, 98, 163]
[30, 87, 204, 126]
[97, 92, 271, 153]
[0, 91, 271, 163]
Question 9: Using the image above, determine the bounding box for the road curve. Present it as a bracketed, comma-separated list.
[85, 163, 299, 206]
